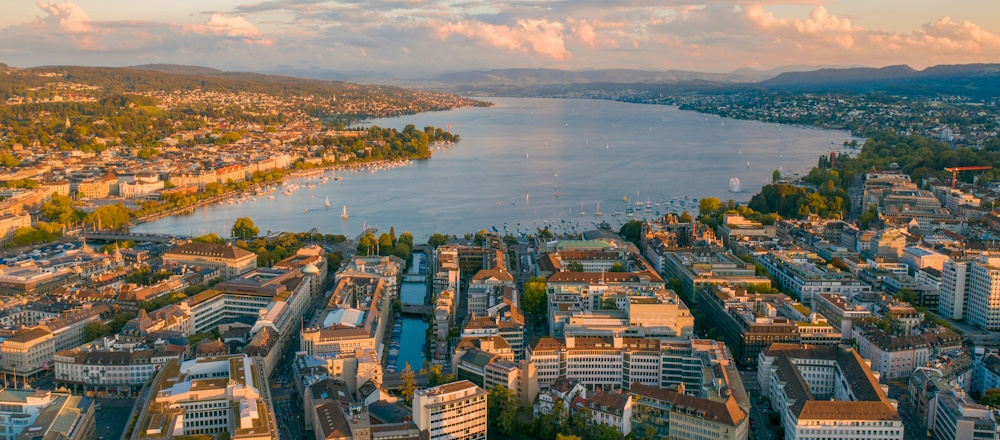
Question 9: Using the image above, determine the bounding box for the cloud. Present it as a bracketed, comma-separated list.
[181, 14, 272, 45]
[0, 0, 999, 75]
[432, 18, 571, 60]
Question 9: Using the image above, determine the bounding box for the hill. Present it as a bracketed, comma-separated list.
[759, 63, 1000, 97]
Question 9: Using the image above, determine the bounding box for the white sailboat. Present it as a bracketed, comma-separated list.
[325, 196, 331, 208]
[594, 202, 602, 216]
[341, 206, 348, 219]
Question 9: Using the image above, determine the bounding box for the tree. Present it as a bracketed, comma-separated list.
[392, 242, 411, 260]
[619, 220, 643, 246]
[698, 197, 722, 217]
[679, 211, 693, 223]
[980, 389, 1000, 407]
[487, 385, 520, 435]
[192, 233, 225, 244]
[84, 321, 109, 342]
[378, 233, 393, 256]
[41, 194, 85, 225]
[398, 231, 414, 249]
[773, 169, 781, 183]
[85, 203, 131, 230]
[608, 262, 626, 272]
[0, 153, 19, 168]
[231, 217, 259, 239]
[400, 363, 416, 404]
[428, 233, 449, 247]
[523, 276, 548, 316]
[895, 288, 918, 305]
[567, 261, 584, 272]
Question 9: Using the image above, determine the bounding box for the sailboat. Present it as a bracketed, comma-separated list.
[526, 190, 530, 203]
[325, 196, 331, 208]
[594, 202, 602, 216]
[747, 161, 750, 168]
[580, 202, 586, 216]
[555, 185, 559, 198]
[341, 206, 348, 219]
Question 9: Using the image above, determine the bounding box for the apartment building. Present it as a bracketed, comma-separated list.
[554, 291, 695, 341]
[852, 321, 931, 381]
[467, 268, 515, 317]
[630, 383, 748, 440]
[588, 389, 633, 435]
[412, 381, 488, 440]
[716, 214, 776, 249]
[758, 249, 872, 306]
[338, 255, 404, 298]
[758, 344, 903, 440]
[161, 242, 257, 280]
[0, 213, 30, 245]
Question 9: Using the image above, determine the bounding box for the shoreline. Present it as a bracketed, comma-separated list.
[130, 155, 435, 228]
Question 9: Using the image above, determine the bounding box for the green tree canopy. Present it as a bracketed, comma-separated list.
[231, 217, 259, 239]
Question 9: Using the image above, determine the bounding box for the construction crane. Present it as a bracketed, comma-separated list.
[944, 165, 993, 187]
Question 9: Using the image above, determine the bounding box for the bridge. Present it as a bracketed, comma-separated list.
[382, 371, 429, 390]
[400, 304, 433, 317]
[402, 274, 426, 282]
[82, 232, 190, 243]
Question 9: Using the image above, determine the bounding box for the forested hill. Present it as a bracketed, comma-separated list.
[2, 64, 489, 116]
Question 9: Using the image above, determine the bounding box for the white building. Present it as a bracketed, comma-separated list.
[941, 259, 972, 321]
[412, 380, 487, 440]
[929, 388, 1000, 440]
[969, 255, 1000, 331]
[759, 344, 903, 440]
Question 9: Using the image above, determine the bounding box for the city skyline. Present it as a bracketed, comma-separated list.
[1, 0, 998, 76]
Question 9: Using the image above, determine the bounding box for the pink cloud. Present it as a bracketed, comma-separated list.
[432, 19, 571, 60]
[37, 0, 93, 33]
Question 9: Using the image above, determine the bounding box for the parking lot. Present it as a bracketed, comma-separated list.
[94, 397, 137, 440]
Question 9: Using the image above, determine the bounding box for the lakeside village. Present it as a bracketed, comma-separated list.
[1, 165, 1000, 440]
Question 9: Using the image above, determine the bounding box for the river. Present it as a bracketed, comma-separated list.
[133, 97, 859, 242]
[396, 252, 427, 372]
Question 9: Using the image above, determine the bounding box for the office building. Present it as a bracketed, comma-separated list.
[412, 381, 487, 440]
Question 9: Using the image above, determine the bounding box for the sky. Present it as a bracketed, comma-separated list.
[1, 0, 999, 77]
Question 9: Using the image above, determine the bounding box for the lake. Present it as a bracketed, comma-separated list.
[133, 97, 858, 241]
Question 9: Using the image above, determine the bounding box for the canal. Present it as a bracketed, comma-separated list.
[395, 252, 427, 372]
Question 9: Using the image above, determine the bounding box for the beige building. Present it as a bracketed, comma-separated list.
[215, 164, 246, 184]
[77, 174, 117, 199]
[631, 383, 748, 440]
[1, 327, 55, 378]
[0, 213, 30, 245]
[162, 242, 257, 280]
[412, 381, 488, 440]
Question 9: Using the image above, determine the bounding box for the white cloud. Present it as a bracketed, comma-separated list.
[432, 18, 571, 60]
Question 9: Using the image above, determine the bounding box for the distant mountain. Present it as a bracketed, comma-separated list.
[129, 64, 224, 75]
[260, 66, 396, 83]
[431, 68, 748, 85]
[759, 63, 1000, 96]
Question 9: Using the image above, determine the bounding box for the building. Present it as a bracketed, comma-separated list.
[759, 250, 872, 306]
[902, 247, 950, 274]
[554, 289, 694, 341]
[140, 355, 274, 439]
[77, 174, 116, 199]
[929, 388, 1000, 440]
[337, 255, 404, 299]
[716, 214, 776, 249]
[484, 359, 538, 407]
[941, 259, 973, 322]
[527, 337, 742, 397]
[852, 321, 931, 381]
[1, 327, 54, 379]
[758, 344, 904, 440]
[660, 248, 772, 298]
[968, 254, 1000, 331]
[273, 245, 328, 297]
[630, 383, 748, 440]
[54, 338, 181, 398]
[301, 276, 388, 360]
[587, 389, 633, 435]
[696, 285, 838, 368]
[813, 293, 871, 340]
[0, 390, 95, 440]
[0, 213, 30, 245]
[161, 243, 257, 280]
[467, 268, 515, 318]
[412, 381, 487, 440]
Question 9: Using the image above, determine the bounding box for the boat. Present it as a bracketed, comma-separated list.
[594, 202, 602, 216]
[303, 209, 308, 213]
[747, 161, 750, 168]
[325, 196, 331, 207]
[267, 195, 274, 200]
[341, 206, 348, 219]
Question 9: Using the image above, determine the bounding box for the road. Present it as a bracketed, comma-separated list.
[886, 382, 926, 440]
[740, 371, 775, 440]
[94, 397, 136, 440]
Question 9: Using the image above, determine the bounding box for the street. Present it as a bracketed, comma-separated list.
[94, 397, 136, 440]
[740, 371, 775, 440]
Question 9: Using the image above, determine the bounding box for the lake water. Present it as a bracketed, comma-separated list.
[133, 97, 858, 241]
